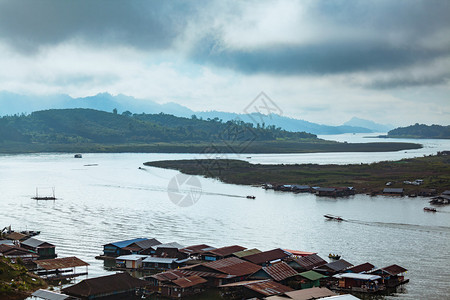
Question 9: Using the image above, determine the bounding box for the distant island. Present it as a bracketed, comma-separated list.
[145, 154, 450, 195]
[0, 108, 421, 154]
[384, 123, 450, 139]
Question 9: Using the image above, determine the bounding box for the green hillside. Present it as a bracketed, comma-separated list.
[387, 123, 450, 139]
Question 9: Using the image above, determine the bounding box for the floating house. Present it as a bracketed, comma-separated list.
[243, 248, 292, 266]
[31, 289, 76, 300]
[334, 273, 383, 293]
[34, 256, 89, 280]
[219, 279, 293, 299]
[147, 271, 208, 299]
[142, 257, 186, 271]
[291, 185, 311, 193]
[250, 261, 300, 287]
[115, 254, 147, 269]
[62, 272, 148, 299]
[102, 238, 156, 257]
[233, 248, 262, 259]
[288, 253, 327, 272]
[298, 270, 327, 289]
[155, 246, 189, 260]
[200, 245, 246, 261]
[21, 237, 56, 259]
[369, 264, 408, 287]
[146, 269, 229, 290]
[122, 238, 162, 255]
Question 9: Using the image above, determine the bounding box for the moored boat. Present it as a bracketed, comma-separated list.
[423, 207, 437, 212]
[324, 214, 344, 221]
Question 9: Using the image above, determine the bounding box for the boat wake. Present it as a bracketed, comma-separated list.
[345, 219, 450, 234]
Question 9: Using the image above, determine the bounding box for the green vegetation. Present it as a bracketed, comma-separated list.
[145, 155, 450, 194]
[0, 108, 421, 153]
[0, 257, 46, 299]
[387, 123, 450, 139]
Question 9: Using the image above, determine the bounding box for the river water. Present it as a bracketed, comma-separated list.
[1, 135, 449, 300]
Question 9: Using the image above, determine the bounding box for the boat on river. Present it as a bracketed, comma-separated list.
[423, 207, 437, 212]
[329, 253, 341, 260]
[324, 214, 344, 221]
[246, 195, 256, 199]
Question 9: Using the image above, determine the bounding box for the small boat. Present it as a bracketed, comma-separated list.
[74, 154, 82, 158]
[329, 253, 341, 260]
[424, 207, 437, 212]
[246, 195, 256, 199]
[324, 214, 344, 221]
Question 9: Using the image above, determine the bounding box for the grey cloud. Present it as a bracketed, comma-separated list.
[0, 0, 194, 52]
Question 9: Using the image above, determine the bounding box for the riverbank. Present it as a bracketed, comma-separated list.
[0, 140, 422, 154]
[144, 154, 450, 195]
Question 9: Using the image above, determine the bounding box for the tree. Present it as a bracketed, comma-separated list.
[113, 108, 118, 114]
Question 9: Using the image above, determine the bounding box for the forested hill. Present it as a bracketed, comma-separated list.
[0, 108, 316, 144]
[387, 124, 450, 139]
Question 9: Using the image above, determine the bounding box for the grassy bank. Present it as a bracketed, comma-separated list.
[0, 140, 421, 154]
[145, 155, 450, 195]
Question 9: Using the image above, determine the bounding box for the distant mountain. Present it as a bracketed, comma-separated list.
[343, 117, 393, 133]
[387, 123, 450, 139]
[0, 91, 373, 135]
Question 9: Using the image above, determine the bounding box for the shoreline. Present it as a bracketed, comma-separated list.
[144, 154, 450, 196]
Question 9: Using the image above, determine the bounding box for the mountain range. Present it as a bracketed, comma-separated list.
[0, 91, 393, 135]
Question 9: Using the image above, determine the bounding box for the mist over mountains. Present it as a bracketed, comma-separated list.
[0, 91, 392, 135]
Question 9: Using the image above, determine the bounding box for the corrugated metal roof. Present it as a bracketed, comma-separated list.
[0, 244, 38, 257]
[298, 270, 326, 281]
[203, 257, 261, 276]
[143, 257, 177, 264]
[21, 237, 54, 248]
[262, 262, 299, 281]
[172, 275, 207, 288]
[155, 242, 184, 249]
[233, 248, 261, 258]
[134, 238, 161, 249]
[284, 250, 316, 257]
[32, 289, 73, 300]
[244, 248, 291, 265]
[5, 232, 28, 241]
[281, 287, 336, 300]
[319, 259, 353, 272]
[380, 264, 407, 275]
[116, 254, 147, 261]
[220, 279, 293, 297]
[106, 238, 148, 249]
[206, 245, 246, 257]
[35, 257, 89, 270]
[180, 244, 215, 254]
[346, 262, 375, 273]
[179, 269, 231, 279]
[334, 273, 381, 281]
[292, 254, 326, 270]
[62, 272, 147, 297]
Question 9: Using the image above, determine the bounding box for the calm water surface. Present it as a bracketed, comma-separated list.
[1, 137, 449, 299]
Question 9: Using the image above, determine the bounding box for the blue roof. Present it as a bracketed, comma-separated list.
[108, 238, 148, 249]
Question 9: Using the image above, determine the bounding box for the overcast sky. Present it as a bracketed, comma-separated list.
[0, 0, 449, 126]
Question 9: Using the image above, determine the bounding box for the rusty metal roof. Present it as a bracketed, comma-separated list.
[172, 275, 207, 288]
[179, 269, 231, 279]
[318, 259, 353, 272]
[203, 257, 261, 276]
[220, 279, 293, 297]
[35, 256, 89, 270]
[180, 244, 216, 255]
[244, 248, 291, 265]
[62, 273, 147, 297]
[281, 287, 336, 300]
[346, 262, 375, 273]
[378, 264, 407, 275]
[150, 270, 185, 282]
[292, 254, 327, 270]
[262, 262, 299, 281]
[0, 244, 38, 257]
[5, 232, 28, 241]
[205, 245, 246, 257]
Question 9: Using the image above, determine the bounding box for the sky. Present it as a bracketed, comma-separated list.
[0, 0, 449, 126]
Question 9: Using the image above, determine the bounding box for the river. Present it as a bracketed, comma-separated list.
[1, 135, 449, 300]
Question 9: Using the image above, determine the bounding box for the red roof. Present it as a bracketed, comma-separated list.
[35, 257, 89, 270]
[205, 245, 246, 257]
[173, 275, 207, 288]
[347, 262, 375, 273]
[381, 264, 407, 275]
[262, 262, 299, 281]
[202, 257, 261, 276]
[244, 248, 291, 265]
[292, 254, 326, 270]
[220, 279, 293, 297]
